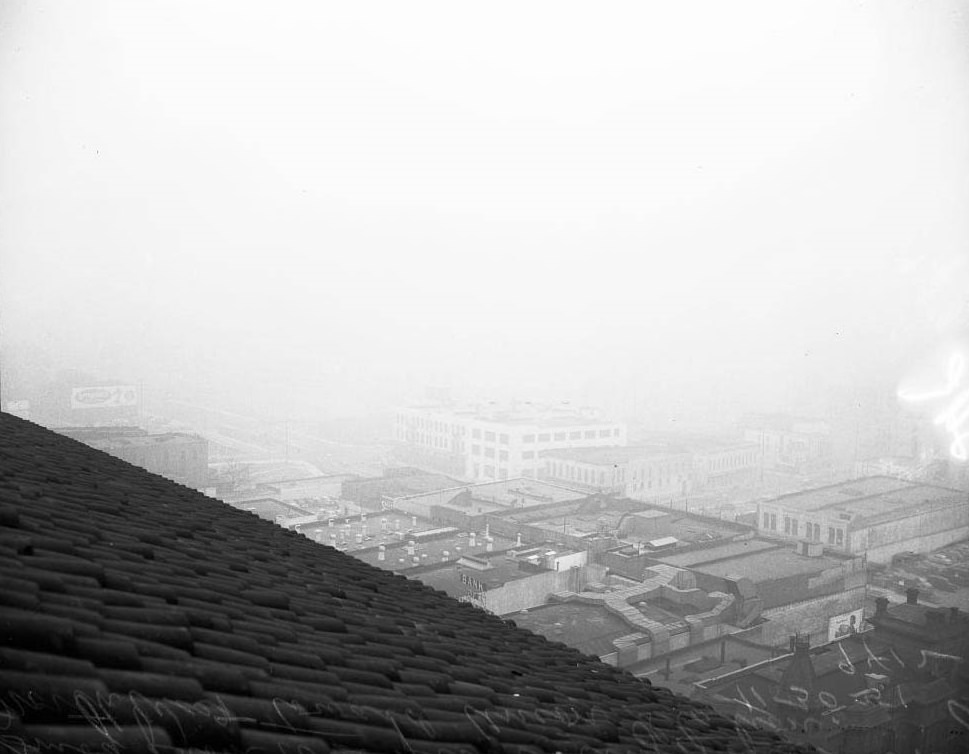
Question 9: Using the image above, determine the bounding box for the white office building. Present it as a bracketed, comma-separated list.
[396, 402, 626, 481]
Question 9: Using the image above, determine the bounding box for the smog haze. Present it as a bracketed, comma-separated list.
[2, 0, 968, 425]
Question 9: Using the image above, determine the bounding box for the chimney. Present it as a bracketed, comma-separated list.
[794, 633, 811, 655]
[906, 587, 919, 605]
[789, 635, 797, 653]
[377, 545, 385, 562]
[875, 596, 889, 616]
[469, 532, 477, 547]
[516, 532, 522, 547]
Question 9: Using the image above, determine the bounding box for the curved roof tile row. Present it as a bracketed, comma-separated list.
[0, 413, 813, 753]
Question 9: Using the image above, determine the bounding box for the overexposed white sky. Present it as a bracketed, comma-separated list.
[2, 1, 968, 418]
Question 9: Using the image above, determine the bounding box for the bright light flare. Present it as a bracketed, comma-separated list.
[899, 352, 969, 462]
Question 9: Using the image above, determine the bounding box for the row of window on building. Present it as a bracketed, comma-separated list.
[762, 512, 844, 545]
[472, 464, 539, 480]
[398, 431, 459, 451]
[545, 461, 687, 490]
[709, 451, 759, 472]
[470, 445, 541, 460]
[469, 428, 619, 443]
[548, 464, 609, 487]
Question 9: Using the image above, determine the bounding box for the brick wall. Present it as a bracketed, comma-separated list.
[760, 586, 867, 647]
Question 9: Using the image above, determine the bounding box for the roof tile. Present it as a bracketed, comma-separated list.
[97, 669, 206, 701]
[240, 728, 331, 754]
[138, 657, 252, 695]
[73, 636, 142, 670]
[16, 724, 173, 753]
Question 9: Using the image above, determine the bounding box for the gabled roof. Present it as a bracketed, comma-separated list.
[0, 413, 810, 753]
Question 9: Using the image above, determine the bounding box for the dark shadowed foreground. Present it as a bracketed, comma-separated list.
[0, 412, 812, 753]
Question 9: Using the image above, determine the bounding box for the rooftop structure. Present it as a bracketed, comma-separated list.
[389, 477, 587, 519]
[655, 539, 833, 577]
[340, 468, 465, 506]
[647, 536, 868, 647]
[56, 424, 208, 489]
[412, 546, 599, 616]
[618, 508, 752, 545]
[756, 476, 969, 562]
[511, 602, 642, 658]
[0, 411, 812, 753]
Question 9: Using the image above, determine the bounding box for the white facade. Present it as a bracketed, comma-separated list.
[396, 404, 626, 481]
[543, 446, 691, 501]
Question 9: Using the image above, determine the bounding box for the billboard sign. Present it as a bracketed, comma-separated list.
[70, 385, 138, 410]
[828, 608, 864, 642]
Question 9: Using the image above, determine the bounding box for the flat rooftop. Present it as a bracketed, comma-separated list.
[763, 476, 965, 520]
[620, 510, 749, 544]
[474, 415, 619, 427]
[354, 531, 518, 570]
[57, 426, 203, 447]
[527, 511, 627, 538]
[413, 556, 537, 593]
[448, 478, 586, 506]
[510, 603, 636, 657]
[658, 541, 849, 582]
[227, 497, 310, 520]
[654, 538, 781, 568]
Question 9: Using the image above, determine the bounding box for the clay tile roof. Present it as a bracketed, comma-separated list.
[0, 412, 814, 753]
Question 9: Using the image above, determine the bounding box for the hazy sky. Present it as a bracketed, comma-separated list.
[2, 1, 968, 418]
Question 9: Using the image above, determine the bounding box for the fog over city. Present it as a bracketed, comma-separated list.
[3, 0, 968, 426]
